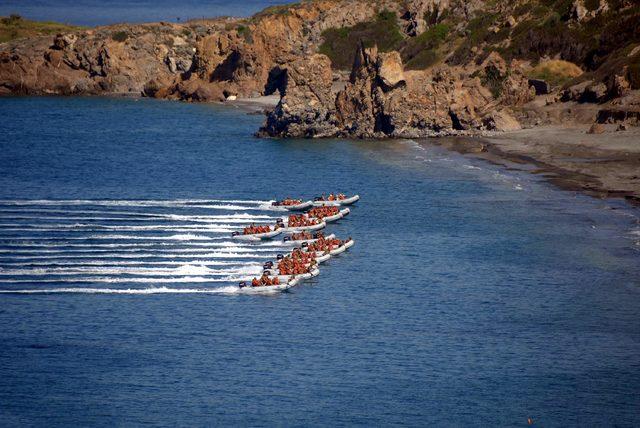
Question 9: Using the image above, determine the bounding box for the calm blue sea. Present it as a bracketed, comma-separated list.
[0, 96, 639, 426]
[0, 0, 284, 26]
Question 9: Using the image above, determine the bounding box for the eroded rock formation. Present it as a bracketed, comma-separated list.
[260, 44, 527, 138]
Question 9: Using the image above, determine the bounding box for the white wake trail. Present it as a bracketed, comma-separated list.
[0, 234, 223, 241]
[0, 199, 272, 207]
[0, 260, 261, 267]
[0, 251, 275, 260]
[0, 223, 240, 232]
[0, 246, 278, 255]
[0, 286, 246, 294]
[0, 240, 289, 249]
[0, 215, 276, 224]
[0, 276, 250, 284]
[0, 263, 263, 277]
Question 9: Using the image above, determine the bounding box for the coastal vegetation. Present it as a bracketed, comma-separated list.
[315, 0, 640, 95]
[0, 14, 82, 43]
[319, 10, 404, 70]
[529, 59, 584, 87]
[111, 30, 129, 43]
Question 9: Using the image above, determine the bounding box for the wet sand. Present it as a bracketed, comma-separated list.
[426, 125, 640, 205]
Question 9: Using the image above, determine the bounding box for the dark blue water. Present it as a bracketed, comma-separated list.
[0, 0, 283, 26]
[1, 97, 639, 426]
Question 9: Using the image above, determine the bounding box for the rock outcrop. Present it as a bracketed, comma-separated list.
[259, 54, 339, 138]
[260, 44, 526, 138]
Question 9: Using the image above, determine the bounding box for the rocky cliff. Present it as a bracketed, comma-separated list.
[1, 0, 639, 138]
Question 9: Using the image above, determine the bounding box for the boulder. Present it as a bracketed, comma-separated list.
[581, 82, 608, 103]
[528, 78, 550, 95]
[608, 73, 630, 98]
[482, 110, 521, 131]
[377, 52, 405, 90]
[587, 123, 606, 134]
[596, 108, 640, 125]
[571, 0, 588, 21]
[52, 33, 77, 50]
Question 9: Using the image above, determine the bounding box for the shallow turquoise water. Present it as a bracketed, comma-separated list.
[0, 97, 639, 426]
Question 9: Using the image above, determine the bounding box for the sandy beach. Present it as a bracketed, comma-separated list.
[426, 125, 640, 205]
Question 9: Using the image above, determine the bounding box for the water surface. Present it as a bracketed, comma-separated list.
[0, 97, 639, 426]
[0, 0, 284, 26]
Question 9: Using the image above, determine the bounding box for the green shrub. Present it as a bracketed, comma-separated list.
[447, 12, 497, 65]
[1, 14, 22, 25]
[255, 2, 299, 18]
[405, 49, 438, 69]
[0, 15, 82, 43]
[514, 3, 534, 17]
[482, 66, 507, 98]
[402, 23, 450, 69]
[584, 0, 600, 11]
[112, 31, 128, 42]
[319, 10, 403, 69]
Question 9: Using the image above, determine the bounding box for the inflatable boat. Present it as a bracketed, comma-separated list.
[238, 277, 299, 293]
[312, 195, 360, 207]
[317, 211, 343, 223]
[329, 244, 347, 256]
[343, 239, 355, 250]
[272, 200, 313, 211]
[280, 233, 335, 246]
[314, 253, 331, 264]
[330, 239, 356, 255]
[231, 228, 282, 241]
[283, 200, 313, 211]
[340, 208, 351, 217]
[305, 239, 355, 257]
[282, 221, 326, 233]
[268, 267, 320, 283]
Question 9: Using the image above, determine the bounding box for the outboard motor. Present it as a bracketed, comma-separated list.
[302, 242, 309, 248]
[238, 281, 246, 288]
[263, 270, 271, 276]
[231, 231, 240, 237]
[277, 254, 284, 260]
[283, 236, 290, 242]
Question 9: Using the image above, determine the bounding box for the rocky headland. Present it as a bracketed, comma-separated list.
[1, 0, 639, 200]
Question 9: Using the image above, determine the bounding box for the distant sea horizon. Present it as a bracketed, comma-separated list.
[0, 0, 285, 26]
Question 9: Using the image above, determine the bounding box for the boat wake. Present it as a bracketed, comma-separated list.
[0, 198, 289, 295]
[0, 286, 245, 294]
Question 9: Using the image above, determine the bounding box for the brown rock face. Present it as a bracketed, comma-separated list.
[260, 44, 519, 138]
[258, 54, 339, 138]
[0, 1, 382, 100]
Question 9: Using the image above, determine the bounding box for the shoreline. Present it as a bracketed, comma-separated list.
[423, 125, 640, 206]
[6, 92, 640, 207]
